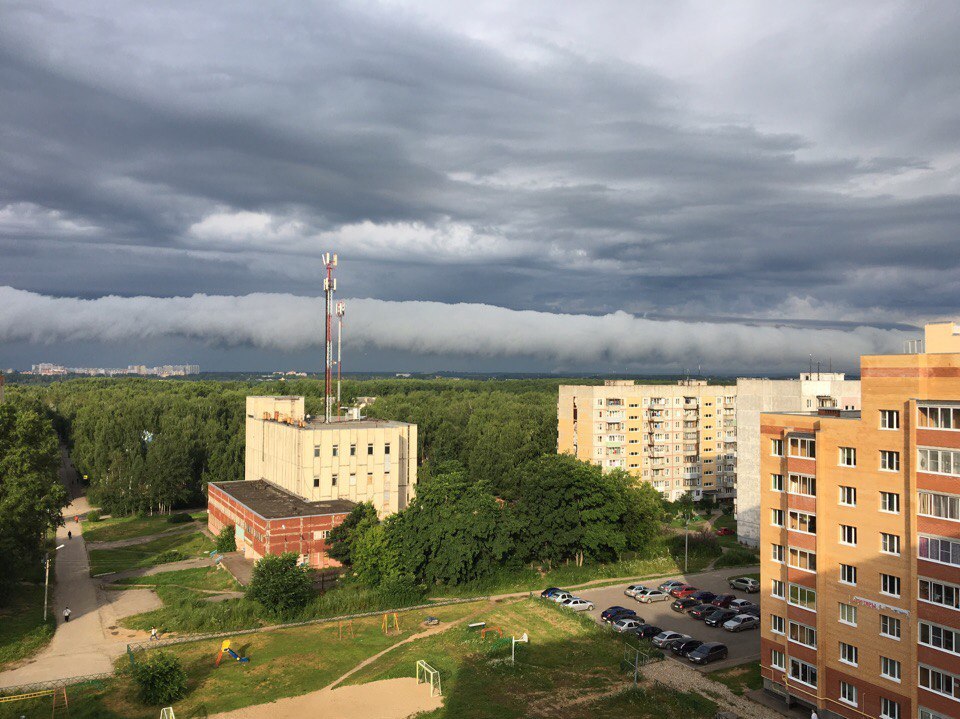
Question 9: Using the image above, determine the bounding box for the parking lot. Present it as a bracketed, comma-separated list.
[569, 567, 760, 671]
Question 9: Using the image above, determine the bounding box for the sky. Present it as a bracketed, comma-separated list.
[1, 1, 958, 374]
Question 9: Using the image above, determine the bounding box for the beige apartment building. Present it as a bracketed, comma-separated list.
[558, 380, 738, 501]
[759, 322, 960, 719]
[244, 396, 418, 516]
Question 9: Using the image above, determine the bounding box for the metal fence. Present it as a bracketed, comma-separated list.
[0, 673, 113, 697]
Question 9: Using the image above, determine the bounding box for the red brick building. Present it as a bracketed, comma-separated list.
[208, 479, 355, 569]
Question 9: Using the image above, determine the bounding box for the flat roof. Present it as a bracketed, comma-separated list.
[303, 418, 410, 430]
[210, 480, 356, 519]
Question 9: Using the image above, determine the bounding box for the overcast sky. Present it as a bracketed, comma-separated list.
[1, 1, 957, 374]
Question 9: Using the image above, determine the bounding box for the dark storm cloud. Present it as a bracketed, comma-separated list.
[0, 1, 958, 370]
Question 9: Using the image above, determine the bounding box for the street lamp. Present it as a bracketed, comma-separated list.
[43, 544, 65, 622]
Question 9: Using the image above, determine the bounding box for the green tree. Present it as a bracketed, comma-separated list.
[351, 519, 405, 587]
[132, 651, 188, 705]
[328, 502, 378, 565]
[215, 524, 236, 554]
[248, 552, 314, 616]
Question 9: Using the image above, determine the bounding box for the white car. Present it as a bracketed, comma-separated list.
[652, 630, 691, 649]
[728, 598, 755, 611]
[634, 588, 670, 603]
[561, 598, 594, 612]
[723, 614, 760, 632]
[551, 591, 575, 603]
[612, 617, 643, 633]
[624, 584, 648, 598]
[658, 580, 686, 593]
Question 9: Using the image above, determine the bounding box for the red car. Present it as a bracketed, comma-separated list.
[716, 527, 734, 536]
[669, 584, 698, 598]
[711, 594, 737, 608]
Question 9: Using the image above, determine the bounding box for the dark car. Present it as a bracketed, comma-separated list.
[688, 641, 728, 665]
[540, 587, 562, 598]
[671, 597, 701, 613]
[601, 606, 638, 623]
[670, 584, 698, 598]
[631, 623, 663, 640]
[741, 604, 761, 618]
[672, 638, 704, 657]
[711, 594, 737, 608]
[704, 609, 738, 627]
[687, 603, 718, 620]
[689, 590, 717, 604]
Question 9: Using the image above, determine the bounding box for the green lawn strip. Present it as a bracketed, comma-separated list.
[584, 684, 719, 719]
[112, 566, 240, 592]
[83, 511, 207, 543]
[707, 660, 762, 696]
[88, 531, 215, 576]
[0, 584, 56, 670]
[712, 513, 736, 530]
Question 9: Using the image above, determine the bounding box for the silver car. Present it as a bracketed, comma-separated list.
[612, 617, 643, 633]
[723, 614, 760, 632]
[635, 588, 671, 603]
[729, 577, 760, 593]
[551, 591, 574, 603]
[652, 630, 691, 649]
[658, 580, 686, 593]
[624, 584, 648, 598]
[728, 598, 755, 611]
[561, 597, 595, 612]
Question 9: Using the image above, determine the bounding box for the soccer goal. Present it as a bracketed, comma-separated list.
[416, 660, 442, 697]
[160, 707, 176, 719]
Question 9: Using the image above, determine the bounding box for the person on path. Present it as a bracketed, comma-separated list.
[150, 627, 159, 641]
[63, 607, 71, 623]
[74, 514, 79, 524]
[67, 530, 72, 540]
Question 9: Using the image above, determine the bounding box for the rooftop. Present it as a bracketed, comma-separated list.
[210, 479, 357, 519]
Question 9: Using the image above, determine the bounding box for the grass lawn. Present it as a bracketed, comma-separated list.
[0, 584, 56, 670]
[708, 660, 763, 696]
[88, 531, 215, 576]
[112, 567, 240, 592]
[83, 511, 207, 544]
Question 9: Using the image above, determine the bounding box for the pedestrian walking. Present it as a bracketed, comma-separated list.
[74, 514, 79, 524]
[150, 627, 159, 641]
[67, 530, 72, 540]
[63, 606, 71, 623]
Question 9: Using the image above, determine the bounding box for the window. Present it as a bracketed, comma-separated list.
[312, 529, 330, 540]
[789, 658, 817, 688]
[331, 474, 338, 486]
[839, 680, 858, 706]
[788, 621, 816, 648]
[839, 486, 857, 506]
[789, 511, 816, 534]
[367, 443, 374, 455]
[920, 491, 960, 520]
[771, 509, 784, 527]
[788, 584, 816, 611]
[918, 447, 960, 477]
[880, 656, 901, 682]
[332, 444, 339, 457]
[919, 708, 948, 719]
[384, 443, 390, 455]
[839, 602, 857, 626]
[880, 573, 901, 597]
[771, 614, 784, 635]
[840, 564, 857, 585]
[880, 614, 901, 639]
[771, 473, 784, 491]
[771, 649, 785, 670]
[919, 664, 960, 700]
[881, 533, 901, 556]
[920, 577, 960, 610]
[880, 450, 900, 471]
[880, 409, 900, 430]
[840, 524, 857, 545]
[771, 439, 783, 456]
[349, 473, 356, 486]
[789, 436, 816, 459]
[789, 548, 816, 572]
[789, 473, 816, 496]
[918, 404, 960, 429]
[350, 444, 356, 456]
[880, 491, 900, 514]
[771, 580, 785, 599]
[919, 535, 960, 567]
[920, 621, 960, 655]
[771, 544, 784, 563]
[313, 477, 320, 487]
[367, 472, 373, 485]
[880, 697, 901, 719]
[839, 446, 857, 466]
[839, 641, 858, 666]
[313, 445, 320, 457]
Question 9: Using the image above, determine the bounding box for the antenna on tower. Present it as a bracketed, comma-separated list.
[336, 300, 345, 419]
[322, 253, 338, 422]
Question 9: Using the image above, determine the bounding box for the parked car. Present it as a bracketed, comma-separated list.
[540, 587, 562, 599]
[687, 603, 718, 620]
[671, 638, 704, 657]
[704, 609, 738, 627]
[741, 605, 761, 618]
[723, 614, 760, 632]
[624, 584, 648, 598]
[711, 594, 737, 608]
[689, 590, 717, 604]
[671, 597, 701, 613]
[729, 577, 760, 593]
[612, 617, 643, 634]
[688, 641, 728, 665]
[561, 598, 594, 612]
[659, 579, 686, 594]
[728, 598, 755, 611]
[634, 588, 671, 603]
[716, 527, 734, 536]
[670, 585, 698, 598]
[652, 631, 691, 649]
[601, 606, 637, 623]
[551, 591, 574, 603]
[631, 624, 663, 640]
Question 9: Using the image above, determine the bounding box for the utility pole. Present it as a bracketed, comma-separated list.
[322, 253, 338, 423]
[336, 300, 345, 418]
[43, 543, 65, 622]
[684, 515, 689, 573]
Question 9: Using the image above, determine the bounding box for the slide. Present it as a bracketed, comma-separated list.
[227, 648, 250, 663]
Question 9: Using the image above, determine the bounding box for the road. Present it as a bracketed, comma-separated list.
[570, 565, 761, 671]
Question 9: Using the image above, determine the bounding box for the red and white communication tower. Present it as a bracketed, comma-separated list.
[336, 300, 345, 416]
[322, 253, 337, 422]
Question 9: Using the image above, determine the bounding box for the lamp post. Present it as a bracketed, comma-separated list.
[43, 543, 66, 622]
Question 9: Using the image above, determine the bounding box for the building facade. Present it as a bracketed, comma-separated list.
[735, 374, 861, 547]
[558, 380, 738, 501]
[759, 322, 960, 719]
[244, 396, 418, 516]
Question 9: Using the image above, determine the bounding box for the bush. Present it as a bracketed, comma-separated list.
[132, 651, 187, 705]
[248, 553, 314, 617]
[86, 510, 101, 522]
[167, 512, 193, 524]
[713, 548, 759, 568]
[215, 525, 236, 554]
